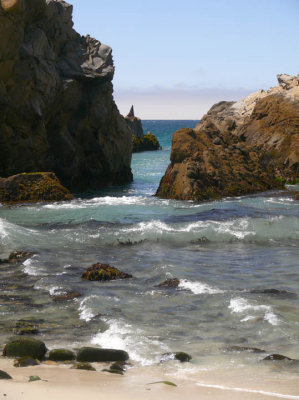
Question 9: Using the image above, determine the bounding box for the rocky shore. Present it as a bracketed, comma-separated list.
[156, 74, 299, 201]
[0, 0, 132, 192]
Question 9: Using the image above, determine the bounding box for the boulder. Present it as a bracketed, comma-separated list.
[0, 0, 132, 192]
[157, 278, 180, 288]
[0, 370, 12, 379]
[0, 173, 73, 204]
[14, 356, 40, 367]
[0, 250, 34, 264]
[82, 263, 132, 281]
[132, 132, 161, 153]
[49, 349, 75, 362]
[156, 73, 299, 201]
[76, 347, 129, 363]
[161, 351, 192, 363]
[3, 337, 47, 360]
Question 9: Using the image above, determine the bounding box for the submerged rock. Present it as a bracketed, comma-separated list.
[156, 73, 299, 201]
[250, 289, 297, 298]
[225, 346, 266, 354]
[157, 278, 180, 288]
[0, 0, 132, 192]
[0, 370, 12, 380]
[71, 362, 96, 371]
[76, 347, 129, 363]
[49, 349, 75, 362]
[52, 291, 82, 302]
[82, 263, 132, 281]
[0, 173, 73, 204]
[14, 356, 40, 367]
[0, 250, 34, 264]
[263, 354, 294, 361]
[3, 337, 47, 360]
[161, 352, 192, 363]
[103, 361, 126, 375]
[13, 320, 39, 336]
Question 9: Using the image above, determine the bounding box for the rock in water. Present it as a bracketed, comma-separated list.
[0, 172, 73, 204]
[0, 370, 12, 380]
[156, 74, 299, 201]
[82, 263, 132, 281]
[157, 278, 180, 288]
[0, 0, 132, 191]
[49, 349, 75, 362]
[125, 106, 161, 152]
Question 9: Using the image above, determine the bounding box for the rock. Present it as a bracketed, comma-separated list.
[125, 106, 144, 139]
[250, 289, 297, 298]
[49, 349, 75, 362]
[156, 73, 299, 201]
[82, 263, 132, 281]
[13, 320, 39, 336]
[71, 362, 96, 371]
[14, 356, 40, 367]
[0, 0, 132, 192]
[0, 370, 12, 380]
[103, 361, 126, 375]
[263, 354, 294, 361]
[0, 173, 73, 204]
[161, 352, 192, 363]
[76, 347, 129, 363]
[3, 337, 47, 360]
[53, 291, 82, 302]
[132, 132, 161, 152]
[8, 251, 34, 263]
[29, 375, 41, 382]
[277, 74, 299, 90]
[157, 278, 180, 288]
[225, 346, 266, 353]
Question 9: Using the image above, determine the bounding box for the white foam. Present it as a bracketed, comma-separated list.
[78, 296, 98, 322]
[23, 257, 48, 276]
[179, 279, 223, 295]
[229, 297, 281, 326]
[43, 196, 148, 210]
[0, 218, 8, 242]
[91, 318, 168, 366]
[196, 383, 299, 399]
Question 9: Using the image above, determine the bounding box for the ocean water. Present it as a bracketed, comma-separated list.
[0, 120, 299, 380]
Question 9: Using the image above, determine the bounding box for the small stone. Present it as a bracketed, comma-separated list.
[29, 376, 41, 382]
[161, 352, 192, 363]
[71, 362, 96, 371]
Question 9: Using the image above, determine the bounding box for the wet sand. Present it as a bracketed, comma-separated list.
[1, 358, 299, 400]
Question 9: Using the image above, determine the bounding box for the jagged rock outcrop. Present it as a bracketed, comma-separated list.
[0, 0, 132, 191]
[125, 106, 144, 139]
[0, 172, 73, 203]
[156, 74, 298, 201]
[125, 105, 161, 152]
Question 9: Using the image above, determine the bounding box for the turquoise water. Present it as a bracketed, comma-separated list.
[0, 120, 299, 376]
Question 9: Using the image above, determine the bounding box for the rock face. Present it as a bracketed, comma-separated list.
[156, 74, 298, 201]
[0, 0, 132, 191]
[0, 172, 73, 203]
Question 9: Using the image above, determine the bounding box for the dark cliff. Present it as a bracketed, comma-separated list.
[0, 0, 132, 191]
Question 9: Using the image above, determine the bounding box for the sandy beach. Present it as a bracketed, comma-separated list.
[1, 357, 299, 400]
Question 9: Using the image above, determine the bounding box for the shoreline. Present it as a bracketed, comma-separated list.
[1, 358, 299, 400]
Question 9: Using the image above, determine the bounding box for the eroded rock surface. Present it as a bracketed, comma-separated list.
[0, 0, 132, 191]
[156, 74, 298, 201]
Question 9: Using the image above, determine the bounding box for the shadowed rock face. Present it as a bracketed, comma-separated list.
[156, 74, 298, 201]
[0, 0, 132, 191]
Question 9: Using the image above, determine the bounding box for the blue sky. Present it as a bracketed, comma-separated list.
[71, 0, 299, 119]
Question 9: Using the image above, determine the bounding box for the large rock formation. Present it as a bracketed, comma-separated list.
[0, 0, 132, 191]
[125, 106, 144, 139]
[156, 74, 299, 201]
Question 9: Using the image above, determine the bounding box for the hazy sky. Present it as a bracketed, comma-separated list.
[71, 0, 299, 119]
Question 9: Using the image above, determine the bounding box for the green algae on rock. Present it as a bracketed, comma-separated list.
[76, 347, 129, 363]
[13, 320, 39, 336]
[3, 337, 47, 360]
[0, 172, 73, 204]
[82, 263, 132, 281]
[49, 349, 75, 362]
[132, 133, 161, 153]
[71, 362, 96, 371]
[14, 356, 40, 367]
